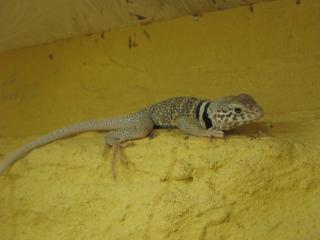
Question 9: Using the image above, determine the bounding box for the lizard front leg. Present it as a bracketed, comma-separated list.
[104, 115, 154, 179]
[175, 116, 224, 138]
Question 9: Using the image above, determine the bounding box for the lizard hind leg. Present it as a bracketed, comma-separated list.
[104, 117, 154, 179]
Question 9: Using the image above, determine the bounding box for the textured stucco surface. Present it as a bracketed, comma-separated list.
[1, 0, 320, 239]
[1, 112, 320, 239]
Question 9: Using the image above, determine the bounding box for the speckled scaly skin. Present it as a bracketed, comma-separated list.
[0, 94, 264, 178]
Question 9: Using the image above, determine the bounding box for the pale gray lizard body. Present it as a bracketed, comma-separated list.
[0, 94, 263, 178]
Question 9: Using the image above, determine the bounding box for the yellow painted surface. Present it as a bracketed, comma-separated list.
[0, 0, 320, 239]
[0, 0, 272, 52]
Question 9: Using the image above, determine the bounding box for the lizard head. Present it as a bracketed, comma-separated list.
[212, 94, 264, 131]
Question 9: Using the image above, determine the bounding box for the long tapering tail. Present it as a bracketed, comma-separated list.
[0, 117, 127, 175]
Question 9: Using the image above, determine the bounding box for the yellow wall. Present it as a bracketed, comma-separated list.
[0, 0, 319, 137]
[1, 0, 320, 240]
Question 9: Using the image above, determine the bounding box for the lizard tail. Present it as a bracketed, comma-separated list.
[0, 118, 128, 175]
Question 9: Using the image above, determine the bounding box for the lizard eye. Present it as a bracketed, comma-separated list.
[234, 108, 242, 114]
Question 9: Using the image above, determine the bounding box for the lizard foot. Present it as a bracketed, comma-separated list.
[148, 130, 157, 139]
[110, 141, 133, 179]
[205, 129, 225, 138]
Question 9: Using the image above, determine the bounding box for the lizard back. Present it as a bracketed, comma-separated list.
[143, 96, 203, 128]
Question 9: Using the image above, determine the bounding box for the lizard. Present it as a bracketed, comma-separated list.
[0, 94, 264, 178]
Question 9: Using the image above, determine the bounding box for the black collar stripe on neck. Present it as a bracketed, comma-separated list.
[195, 101, 205, 120]
[203, 102, 213, 129]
